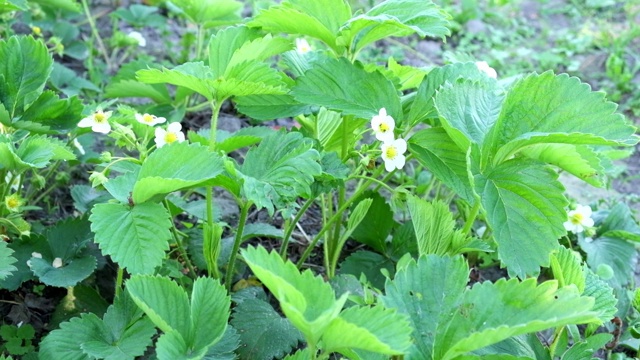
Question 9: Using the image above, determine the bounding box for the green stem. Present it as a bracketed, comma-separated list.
[462, 200, 481, 235]
[195, 24, 205, 60]
[548, 326, 565, 358]
[209, 100, 223, 151]
[204, 100, 224, 279]
[80, 0, 112, 71]
[225, 201, 252, 292]
[205, 187, 220, 279]
[296, 167, 384, 268]
[280, 197, 315, 258]
[115, 267, 124, 298]
[165, 200, 197, 278]
[348, 175, 395, 192]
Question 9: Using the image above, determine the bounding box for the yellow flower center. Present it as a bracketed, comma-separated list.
[164, 132, 178, 144]
[32, 26, 41, 36]
[142, 114, 154, 123]
[94, 112, 106, 123]
[379, 122, 390, 133]
[5, 195, 21, 211]
[385, 146, 398, 159]
[569, 213, 584, 225]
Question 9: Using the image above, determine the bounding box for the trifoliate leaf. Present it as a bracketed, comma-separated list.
[0, 234, 48, 290]
[230, 298, 303, 360]
[349, 192, 395, 253]
[475, 159, 567, 278]
[292, 57, 401, 121]
[583, 269, 617, 325]
[338, 250, 395, 290]
[90, 202, 172, 274]
[241, 246, 347, 346]
[579, 234, 635, 289]
[550, 247, 586, 292]
[239, 132, 321, 215]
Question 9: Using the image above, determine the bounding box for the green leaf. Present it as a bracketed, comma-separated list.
[204, 326, 240, 360]
[381, 255, 469, 359]
[241, 246, 347, 346]
[90, 202, 172, 274]
[519, 144, 606, 187]
[579, 235, 635, 288]
[485, 72, 638, 165]
[598, 202, 640, 239]
[0, 135, 74, 172]
[235, 94, 314, 121]
[169, 0, 242, 28]
[437, 281, 597, 359]
[49, 63, 100, 97]
[434, 79, 503, 149]
[0, 36, 52, 118]
[214, 61, 287, 100]
[560, 333, 612, 360]
[0, 234, 48, 290]
[0, 241, 17, 280]
[208, 25, 260, 78]
[239, 132, 321, 215]
[188, 277, 230, 350]
[18, 92, 84, 133]
[338, 250, 395, 290]
[475, 159, 567, 277]
[323, 305, 412, 356]
[407, 62, 484, 125]
[250, 0, 351, 51]
[583, 269, 617, 325]
[30, 256, 96, 288]
[137, 62, 215, 100]
[133, 142, 224, 204]
[406, 195, 472, 256]
[126, 275, 191, 336]
[39, 314, 99, 360]
[215, 126, 275, 153]
[339, 0, 450, 54]
[0, 0, 28, 12]
[30, 0, 81, 12]
[409, 127, 474, 202]
[104, 80, 172, 104]
[292, 57, 401, 120]
[230, 298, 303, 360]
[550, 247, 586, 292]
[349, 192, 395, 253]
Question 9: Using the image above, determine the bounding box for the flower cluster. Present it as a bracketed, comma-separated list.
[371, 108, 406, 172]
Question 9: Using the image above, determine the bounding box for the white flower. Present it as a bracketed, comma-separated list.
[475, 61, 497, 79]
[371, 108, 395, 142]
[563, 204, 594, 234]
[73, 138, 85, 155]
[52, 257, 63, 268]
[78, 109, 112, 134]
[154, 122, 185, 148]
[135, 113, 166, 126]
[295, 38, 312, 54]
[128, 31, 146, 47]
[32, 252, 42, 259]
[380, 138, 407, 172]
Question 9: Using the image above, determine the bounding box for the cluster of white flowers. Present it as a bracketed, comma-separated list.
[371, 108, 406, 172]
[78, 109, 185, 149]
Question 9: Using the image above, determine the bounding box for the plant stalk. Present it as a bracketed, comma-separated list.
[280, 197, 315, 258]
[225, 201, 252, 292]
[115, 267, 124, 297]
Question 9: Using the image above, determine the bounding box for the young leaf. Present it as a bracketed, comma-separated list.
[485, 72, 638, 165]
[15, 91, 83, 133]
[349, 192, 395, 253]
[188, 277, 231, 351]
[238, 132, 321, 215]
[519, 144, 606, 187]
[550, 247, 586, 292]
[322, 305, 412, 356]
[475, 159, 567, 278]
[90, 202, 172, 274]
[409, 127, 474, 202]
[137, 62, 216, 100]
[291, 57, 401, 120]
[0, 241, 17, 280]
[339, 0, 450, 54]
[381, 255, 469, 359]
[133, 142, 224, 204]
[241, 246, 347, 346]
[406, 195, 472, 256]
[0, 36, 52, 118]
[230, 298, 303, 360]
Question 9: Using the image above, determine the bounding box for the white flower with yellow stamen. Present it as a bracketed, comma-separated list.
[78, 109, 112, 134]
[563, 205, 594, 234]
[475, 61, 497, 79]
[295, 38, 312, 54]
[380, 138, 407, 172]
[128, 31, 146, 47]
[371, 108, 395, 143]
[154, 122, 185, 148]
[135, 113, 166, 126]
[4, 193, 23, 213]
